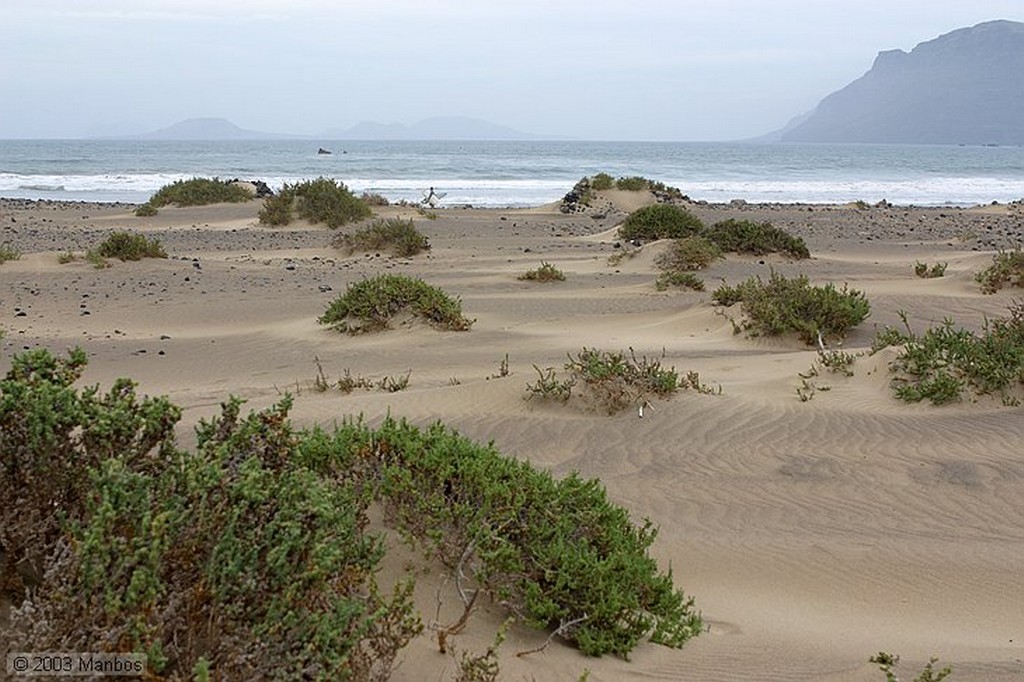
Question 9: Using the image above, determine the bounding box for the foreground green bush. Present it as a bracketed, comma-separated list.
[0, 349, 422, 680]
[91, 230, 168, 261]
[332, 217, 430, 257]
[147, 177, 253, 208]
[619, 204, 704, 242]
[319, 273, 474, 333]
[874, 305, 1024, 404]
[713, 272, 870, 345]
[1, 348, 703, 673]
[358, 417, 703, 657]
[704, 219, 810, 259]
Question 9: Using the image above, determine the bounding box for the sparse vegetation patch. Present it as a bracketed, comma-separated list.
[332, 217, 430, 257]
[704, 219, 810, 259]
[712, 272, 870, 345]
[975, 247, 1024, 293]
[90, 230, 167, 262]
[146, 177, 253, 210]
[258, 177, 372, 228]
[518, 261, 566, 282]
[319, 273, 474, 333]
[873, 306, 1024, 404]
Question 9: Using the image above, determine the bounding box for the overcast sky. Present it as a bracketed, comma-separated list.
[2, 0, 1021, 140]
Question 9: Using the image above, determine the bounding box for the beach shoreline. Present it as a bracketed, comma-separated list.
[2, 194, 1022, 681]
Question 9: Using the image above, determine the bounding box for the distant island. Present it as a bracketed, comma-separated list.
[769, 20, 1024, 145]
[112, 116, 562, 141]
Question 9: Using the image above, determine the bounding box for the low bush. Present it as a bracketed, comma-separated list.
[319, 273, 474, 333]
[704, 219, 810, 259]
[133, 202, 158, 217]
[258, 178, 372, 228]
[0, 349, 421, 680]
[656, 235, 722, 272]
[333, 218, 430, 257]
[90, 230, 167, 261]
[361, 416, 704, 657]
[870, 652, 952, 682]
[975, 247, 1024, 293]
[518, 261, 566, 282]
[147, 177, 252, 208]
[526, 347, 697, 414]
[1, 348, 703, 673]
[0, 243, 20, 264]
[712, 271, 870, 345]
[360, 191, 391, 206]
[915, 261, 947, 278]
[873, 305, 1024, 404]
[656, 272, 705, 291]
[590, 172, 615, 191]
[619, 204, 704, 242]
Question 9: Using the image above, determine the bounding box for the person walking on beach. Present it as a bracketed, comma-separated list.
[423, 186, 440, 208]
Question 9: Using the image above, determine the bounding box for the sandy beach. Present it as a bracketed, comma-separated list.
[1, 192, 1022, 681]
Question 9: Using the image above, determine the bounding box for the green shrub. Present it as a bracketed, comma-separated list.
[619, 204, 704, 242]
[656, 272, 705, 291]
[914, 261, 947, 278]
[527, 347, 691, 414]
[975, 247, 1024, 293]
[147, 177, 252, 208]
[590, 172, 615, 191]
[0, 243, 20, 264]
[295, 177, 372, 228]
[319, 273, 474, 333]
[712, 271, 870, 345]
[90, 231, 167, 261]
[360, 191, 390, 206]
[704, 219, 810, 259]
[133, 202, 158, 217]
[359, 416, 703, 657]
[870, 652, 952, 682]
[333, 217, 430, 257]
[874, 305, 1024, 404]
[258, 178, 372, 229]
[656, 235, 722, 272]
[615, 176, 649, 191]
[518, 261, 566, 282]
[1, 350, 421, 680]
[258, 186, 296, 226]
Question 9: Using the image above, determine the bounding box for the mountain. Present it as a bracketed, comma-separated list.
[130, 118, 299, 140]
[776, 20, 1024, 145]
[321, 116, 562, 140]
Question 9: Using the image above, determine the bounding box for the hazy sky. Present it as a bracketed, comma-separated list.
[2, 0, 1021, 140]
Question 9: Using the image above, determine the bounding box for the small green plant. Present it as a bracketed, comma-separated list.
[360, 191, 390, 206]
[147, 177, 252, 208]
[851, 199, 871, 210]
[619, 204, 705, 242]
[656, 235, 723, 271]
[818, 348, 858, 376]
[258, 177, 371, 228]
[312, 356, 331, 392]
[655, 272, 705, 291]
[712, 271, 870, 345]
[57, 250, 77, 264]
[377, 371, 411, 392]
[615, 175, 649, 191]
[914, 261, 948, 278]
[607, 247, 640, 266]
[874, 305, 1024, 404]
[90, 231, 168, 261]
[134, 202, 158, 217]
[0, 243, 21, 264]
[319, 273, 474, 333]
[417, 207, 439, 220]
[975, 247, 1024, 293]
[518, 261, 566, 282]
[590, 172, 615, 191]
[258, 186, 296, 226]
[703, 219, 810, 259]
[525, 365, 575, 403]
[869, 652, 952, 682]
[333, 217, 430, 257]
[492, 353, 510, 379]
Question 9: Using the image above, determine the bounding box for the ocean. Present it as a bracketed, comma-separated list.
[2, 139, 1024, 208]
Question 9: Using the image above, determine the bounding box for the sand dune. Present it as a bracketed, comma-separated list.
[1, 195, 1022, 681]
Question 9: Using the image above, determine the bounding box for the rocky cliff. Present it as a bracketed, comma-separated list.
[779, 20, 1024, 145]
